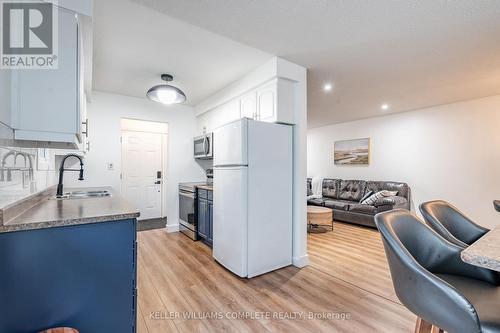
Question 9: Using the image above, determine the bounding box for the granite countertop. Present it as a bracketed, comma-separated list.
[0, 186, 140, 234]
[461, 225, 500, 272]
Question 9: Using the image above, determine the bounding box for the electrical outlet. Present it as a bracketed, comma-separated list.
[107, 162, 114, 170]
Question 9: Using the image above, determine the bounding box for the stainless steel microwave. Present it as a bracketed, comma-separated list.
[193, 133, 213, 159]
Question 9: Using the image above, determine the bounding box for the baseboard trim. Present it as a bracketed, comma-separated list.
[293, 254, 310, 268]
[166, 223, 179, 233]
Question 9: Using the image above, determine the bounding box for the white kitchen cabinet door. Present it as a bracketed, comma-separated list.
[275, 78, 295, 124]
[49, 0, 93, 16]
[211, 99, 240, 131]
[204, 110, 218, 133]
[11, 8, 82, 146]
[0, 70, 12, 129]
[256, 81, 277, 122]
[240, 91, 257, 120]
[258, 79, 295, 124]
[80, 94, 89, 153]
[196, 112, 210, 136]
[195, 78, 296, 134]
[77, 26, 88, 153]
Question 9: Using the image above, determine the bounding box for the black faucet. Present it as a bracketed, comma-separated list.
[57, 154, 84, 197]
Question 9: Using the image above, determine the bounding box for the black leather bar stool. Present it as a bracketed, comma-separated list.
[375, 209, 500, 333]
[419, 200, 489, 247]
[494, 200, 500, 212]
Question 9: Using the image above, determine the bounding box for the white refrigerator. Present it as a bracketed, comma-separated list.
[213, 118, 293, 278]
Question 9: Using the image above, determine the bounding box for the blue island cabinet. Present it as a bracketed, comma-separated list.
[0, 219, 137, 333]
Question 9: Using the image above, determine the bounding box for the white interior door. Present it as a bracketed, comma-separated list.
[121, 130, 163, 220]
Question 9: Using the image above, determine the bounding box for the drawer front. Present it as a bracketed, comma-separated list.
[198, 188, 208, 199]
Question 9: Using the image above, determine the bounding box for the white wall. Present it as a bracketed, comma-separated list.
[64, 91, 205, 229]
[308, 95, 500, 229]
[278, 59, 309, 268]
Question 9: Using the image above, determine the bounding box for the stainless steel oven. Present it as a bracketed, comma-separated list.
[178, 183, 198, 240]
[193, 133, 213, 159]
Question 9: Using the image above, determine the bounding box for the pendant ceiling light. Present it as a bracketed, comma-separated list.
[147, 74, 186, 105]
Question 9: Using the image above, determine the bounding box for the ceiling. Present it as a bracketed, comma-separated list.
[95, 1, 500, 128]
[92, 0, 271, 106]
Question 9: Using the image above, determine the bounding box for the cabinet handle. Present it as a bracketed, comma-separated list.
[86, 141, 90, 152]
[82, 118, 89, 137]
[205, 136, 210, 155]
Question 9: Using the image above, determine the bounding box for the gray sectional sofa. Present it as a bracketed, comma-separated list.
[307, 178, 411, 228]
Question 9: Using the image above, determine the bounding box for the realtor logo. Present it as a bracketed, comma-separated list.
[1, 0, 58, 69]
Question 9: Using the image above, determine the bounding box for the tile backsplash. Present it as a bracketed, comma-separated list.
[0, 146, 58, 208]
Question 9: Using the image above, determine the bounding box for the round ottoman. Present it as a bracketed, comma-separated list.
[307, 206, 333, 233]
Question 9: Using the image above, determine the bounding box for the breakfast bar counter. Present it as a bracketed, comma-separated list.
[461, 225, 500, 272]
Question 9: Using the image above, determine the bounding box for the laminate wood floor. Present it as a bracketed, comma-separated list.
[136, 222, 415, 333]
[308, 222, 400, 304]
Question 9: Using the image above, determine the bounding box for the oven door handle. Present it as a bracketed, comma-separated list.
[179, 191, 195, 199]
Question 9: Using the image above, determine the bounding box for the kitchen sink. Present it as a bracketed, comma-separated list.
[54, 190, 111, 199]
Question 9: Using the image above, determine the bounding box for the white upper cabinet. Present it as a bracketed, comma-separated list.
[215, 99, 241, 128]
[80, 94, 90, 153]
[197, 112, 209, 135]
[9, 8, 85, 148]
[195, 78, 296, 136]
[256, 81, 276, 121]
[0, 70, 12, 134]
[258, 78, 295, 124]
[47, 0, 93, 16]
[240, 91, 257, 119]
[202, 98, 240, 133]
[0, 1, 92, 148]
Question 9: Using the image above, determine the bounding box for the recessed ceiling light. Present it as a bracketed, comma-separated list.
[323, 83, 333, 92]
[381, 103, 390, 110]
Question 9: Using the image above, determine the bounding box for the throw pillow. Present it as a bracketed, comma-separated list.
[361, 190, 398, 205]
[359, 190, 374, 203]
